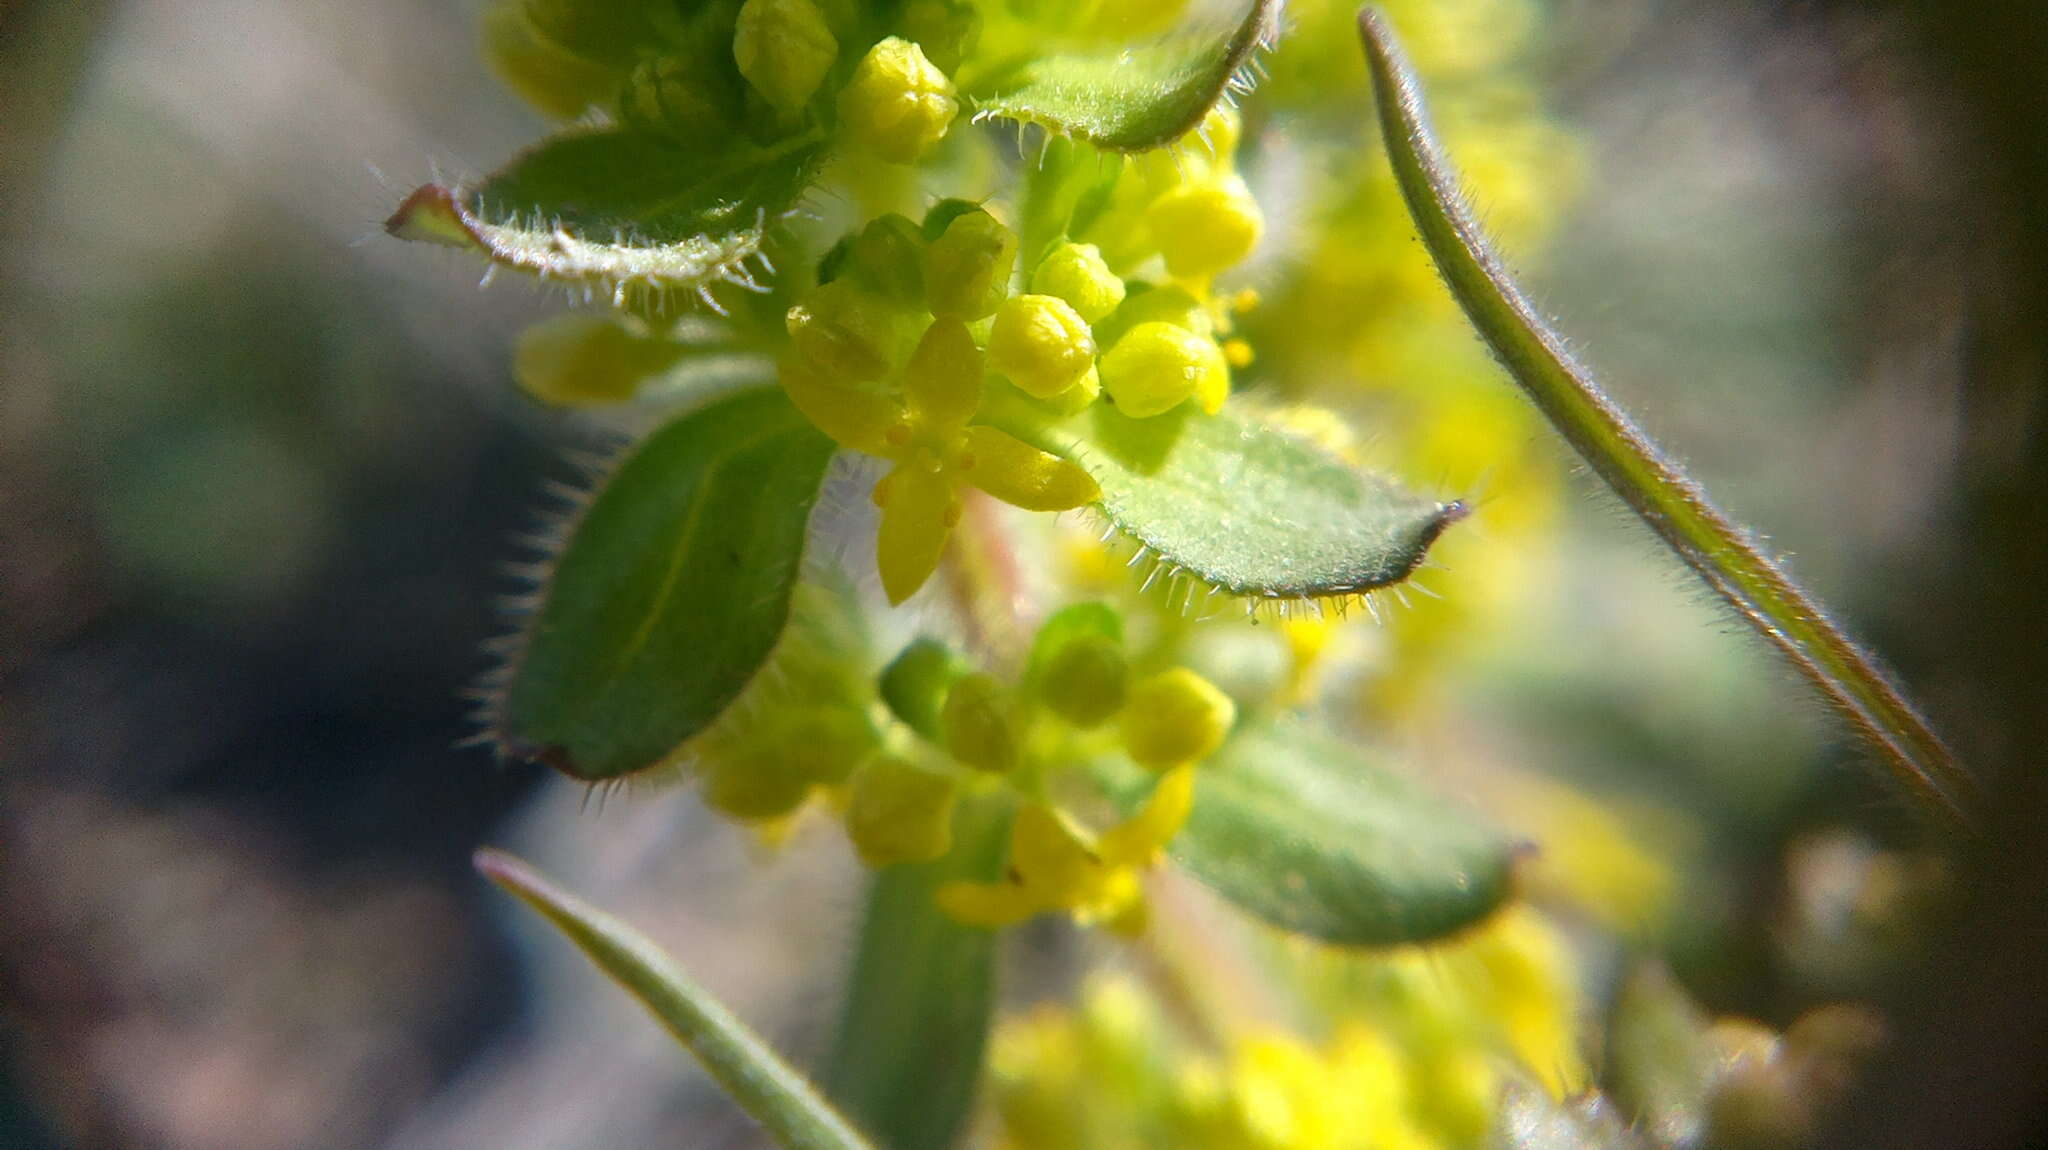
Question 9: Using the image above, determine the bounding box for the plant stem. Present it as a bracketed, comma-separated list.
[1357, 9, 1973, 828]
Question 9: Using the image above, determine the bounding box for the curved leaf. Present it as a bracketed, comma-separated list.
[1359, 11, 1970, 826]
[989, 395, 1464, 601]
[497, 387, 835, 780]
[387, 128, 821, 308]
[968, 0, 1276, 152]
[824, 798, 1010, 1150]
[475, 849, 876, 1150]
[1100, 723, 1516, 945]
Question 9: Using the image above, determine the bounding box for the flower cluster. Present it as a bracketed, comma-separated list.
[684, 591, 1234, 928]
[991, 907, 1586, 1150]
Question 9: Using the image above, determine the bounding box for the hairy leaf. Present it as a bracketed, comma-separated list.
[500, 387, 835, 780]
[990, 395, 1463, 601]
[386, 128, 821, 308]
[824, 798, 1009, 1150]
[969, 0, 1275, 152]
[475, 849, 876, 1150]
[1101, 723, 1515, 944]
[1360, 11, 1970, 826]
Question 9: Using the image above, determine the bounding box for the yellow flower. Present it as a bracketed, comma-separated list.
[937, 764, 1195, 928]
[782, 314, 1099, 604]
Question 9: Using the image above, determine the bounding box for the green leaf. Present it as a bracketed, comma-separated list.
[474, 849, 877, 1150]
[498, 387, 835, 780]
[988, 395, 1464, 602]
[968, 0, 1276, 152]
[386, 127, 822, 310]
[1358, 11, 1971, 827]
[1099, 723, 1515, 945]
[824, 798, 1010, 1150]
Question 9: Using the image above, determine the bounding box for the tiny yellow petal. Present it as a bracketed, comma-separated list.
[780, 354, 899, 454]
[1010, 803, 1103, 904]
[960, 426, 1099, 512]
[904, 316, 984, 430]
[876, 465, 958, 604]
[1099, 764, 1195, 867]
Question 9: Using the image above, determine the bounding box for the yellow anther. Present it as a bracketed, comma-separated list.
[1146, 173, 1264, 279]
[1120, 667, 1235, 770]
[924, 208, 1017, 320]
[988, 293, 1097, 399]
[1099, 322, 1218, 418]
[1030, 242, 1126, 323]
[838, 36, 958, 164]
[1222, 338, 1254, 368]
[733, 0, 838, 113]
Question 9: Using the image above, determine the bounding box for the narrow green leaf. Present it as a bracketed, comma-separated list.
[968, 0, 1276, 152]
[824, 798, 1010, 1150]
[499, 387, 835, 780]
[1358, 11, 1971, 827]
[386, 128, 821, 309]
[474, 849, 877, 1150]
[1099, 723, 1515, 945]
[988, 395, 1464, 601]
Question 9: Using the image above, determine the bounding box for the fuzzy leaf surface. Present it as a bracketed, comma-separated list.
[992, 396, 1463, 600]
[824, 799, 1009, 1150]
[969, 0, 1275, 152]
[386, 128, 820, 305]
[475, 849, 876, 1150]
[501, 387, 834, 780]
[1102, 723, 1514, 944]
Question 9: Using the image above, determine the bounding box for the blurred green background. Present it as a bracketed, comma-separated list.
[3, 1, 2046, 1147]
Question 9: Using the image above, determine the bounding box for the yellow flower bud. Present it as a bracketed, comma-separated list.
[941, 672, 1019, 772]
[1095, 283, 1212, 346]
[924, 208, 1017, 320]
[778, 706, 880, 786]
[786, 278, 900, 382]
[1041, 365, 1101, 416]
[1120, 667, 1235, 770]
[1146, 173, 1263, 279]
[838, 37, 958, 164]
[513, 312, 684, 407]
[846, 755, 957, 866]
[1099, 322, 1227, 419]
[734, 0, 839, 112]
[1036, 633, 1127, 728]
[1030, 242, 1126, 323]
[988, 294, 1097, 398]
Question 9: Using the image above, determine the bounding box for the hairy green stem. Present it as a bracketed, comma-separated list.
[475, 849, 877, 1150]
[1357, 10, 1973, 827]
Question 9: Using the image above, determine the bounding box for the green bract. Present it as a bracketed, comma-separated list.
[1100, 723, 1516, 945]
[989, 395, 1467, 602]
[496, 387, 834, 780]
[968, 0, 1277, 151]
[386, 128, 821, 310]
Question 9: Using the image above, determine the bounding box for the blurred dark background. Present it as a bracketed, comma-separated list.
[2, 1, 2046, 1147]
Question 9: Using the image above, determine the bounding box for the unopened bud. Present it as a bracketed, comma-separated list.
[1120, 668, 1235, 769]
[847, 755, 958, 865]
[734, 0, 838, 112]
[1030, 242, 1126, 323]
[838, 37, 958, 164]
[1099, 322, 1226, 419]
[988, 294, 1096, 398]
[923, 208, 1017, 320]
[941, 672, 1019, 773]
